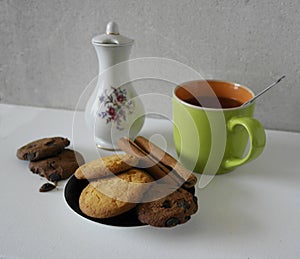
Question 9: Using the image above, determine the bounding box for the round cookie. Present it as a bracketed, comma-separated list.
[29, 149, 85, 182]
[136, 188, 198, 227]
[17, 137, 70, 161]
[79, 169, 154, 219]
[75, 154, 139, 180]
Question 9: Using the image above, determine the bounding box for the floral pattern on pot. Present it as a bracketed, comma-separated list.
[98, 86, 135, 130]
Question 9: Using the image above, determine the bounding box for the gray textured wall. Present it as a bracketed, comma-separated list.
[0, 0, 299, 131]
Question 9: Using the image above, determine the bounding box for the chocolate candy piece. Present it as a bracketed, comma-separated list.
[39, 183, 56, 192]
[162, 200, 171, 208]
[165, 217, 180, 227]
[49, 173, 62, 182]
[17, 137, 70, 161]
[177, 200, 191, 210]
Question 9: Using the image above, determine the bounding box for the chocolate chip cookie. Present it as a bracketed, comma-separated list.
[29, 149, 84, 181]
[136, 187, 198, 227]
[17, 137, 70, 161]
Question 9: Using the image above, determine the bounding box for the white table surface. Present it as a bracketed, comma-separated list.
[1, 103, 300, 259]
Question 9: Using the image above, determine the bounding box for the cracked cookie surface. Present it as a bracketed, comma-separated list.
[29, 149, 84, 181]
[79, 169, 153, 219]
[75, 154, 139, 180]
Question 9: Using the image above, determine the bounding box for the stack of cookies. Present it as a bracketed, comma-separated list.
[75, 136, 198, 228]
[17, 137, 84, 191]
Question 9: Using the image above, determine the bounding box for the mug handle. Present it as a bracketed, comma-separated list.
[223, 117, 266, 169]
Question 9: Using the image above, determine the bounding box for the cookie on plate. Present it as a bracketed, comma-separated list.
[74, 154, 139, 180]
[79, 169, 154, 219]
[29, 149, 84, 182]
[17, 137, 70, 161]
[136, 187, 198, 227]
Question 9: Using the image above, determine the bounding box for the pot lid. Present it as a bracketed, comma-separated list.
[92, 21, 134, 46]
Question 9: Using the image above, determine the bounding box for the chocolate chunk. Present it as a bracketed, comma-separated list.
[182, 186, 195, 195]
[165, 217, 180, 227]
[45, 140, 55, 146]
[49, 173, 62, 182]
[26, 153, 36, 161]
[39, 183, 56, 192]
[162, 200, 171, 208]
[177, 200, 190, 209]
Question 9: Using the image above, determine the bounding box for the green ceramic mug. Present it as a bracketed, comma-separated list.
[173, 80, 266, 175]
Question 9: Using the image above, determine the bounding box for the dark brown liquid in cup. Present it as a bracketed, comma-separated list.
[184, 96, 243, 109]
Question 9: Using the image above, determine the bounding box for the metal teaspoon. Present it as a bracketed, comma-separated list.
[241, 75, 286, 107]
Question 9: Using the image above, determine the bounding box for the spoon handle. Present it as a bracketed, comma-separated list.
[241, 75, 286, 107]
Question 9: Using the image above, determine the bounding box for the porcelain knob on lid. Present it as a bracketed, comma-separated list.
[106, 21, 119, 35]
[92, 21, 134, 46]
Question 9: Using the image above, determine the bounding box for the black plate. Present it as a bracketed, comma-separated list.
[64, 175, 146, 227]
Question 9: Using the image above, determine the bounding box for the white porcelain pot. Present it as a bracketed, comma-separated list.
[85, 22, 144, 150]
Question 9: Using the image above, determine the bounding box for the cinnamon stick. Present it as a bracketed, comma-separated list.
[117, 137, 181, 187]
[134, 136, 197, 188]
